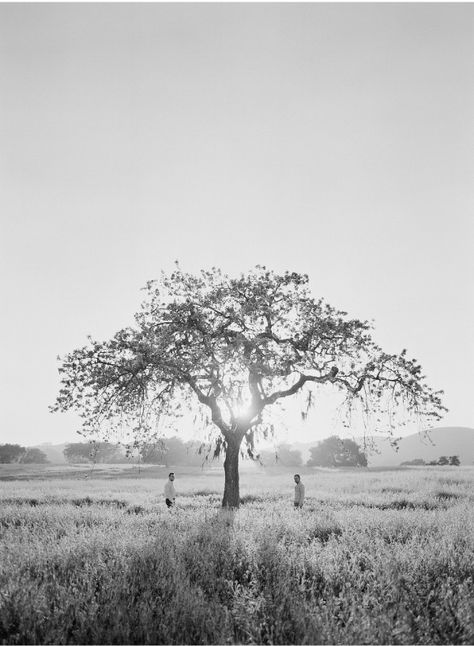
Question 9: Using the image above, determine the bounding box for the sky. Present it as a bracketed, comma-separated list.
[0, 3, 473, 448]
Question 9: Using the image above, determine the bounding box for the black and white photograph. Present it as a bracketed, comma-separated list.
[1, 2, 473, 644]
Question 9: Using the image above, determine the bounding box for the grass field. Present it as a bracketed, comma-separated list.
[1, 463, 473, 644]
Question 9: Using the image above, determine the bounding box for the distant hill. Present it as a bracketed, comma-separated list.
[360, 427, 474, 467]
[290, 427, 474, 467]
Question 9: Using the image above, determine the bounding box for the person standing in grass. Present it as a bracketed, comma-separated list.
[294, 474, 305, 508]
[164, 472, 176, 508]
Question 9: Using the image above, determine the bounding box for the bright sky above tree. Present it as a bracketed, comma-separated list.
[1, 3, 472, 447]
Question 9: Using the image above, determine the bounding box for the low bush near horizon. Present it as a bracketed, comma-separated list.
[1, 468, 473, 644]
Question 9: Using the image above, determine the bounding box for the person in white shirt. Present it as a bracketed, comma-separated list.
[294, 474, 305, 508]
[164, 472, 176, 508]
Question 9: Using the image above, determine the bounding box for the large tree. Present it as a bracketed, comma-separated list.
[52, 266, 446, 507]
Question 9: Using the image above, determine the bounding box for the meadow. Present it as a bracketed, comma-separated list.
[1, 463, 473, 645]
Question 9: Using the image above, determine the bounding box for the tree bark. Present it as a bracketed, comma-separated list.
[222, 435, 241, 508]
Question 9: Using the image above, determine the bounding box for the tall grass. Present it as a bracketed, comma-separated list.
[1, 467, 473, 644]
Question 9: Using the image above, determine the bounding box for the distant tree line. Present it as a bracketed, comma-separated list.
[62, 438, 214, 466]
[262, 440, 464, 469]
[59, 435, 369, 468]
[63, 442, 124, 464]
[260, 436, 367, 468]
[0, 444, 49, 464]
[401, 455, 461, 466]
[2, 438, 459, 469]
[140, 437, 206, 466]
[259, 443, 303, 467]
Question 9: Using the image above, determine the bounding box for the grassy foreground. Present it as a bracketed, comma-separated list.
[1, 465, 473, 645]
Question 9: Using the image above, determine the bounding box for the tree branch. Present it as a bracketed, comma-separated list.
[263, 367, 339, 405]
[185, 375, 230, 436]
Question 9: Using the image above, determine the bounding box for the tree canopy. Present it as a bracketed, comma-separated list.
[0, 444, 26, 464]
[63, 442, 123, 464]
[52, 265, 446, 506]
[20, 448, 49, 464]
[307, 436, 368, 467]
[0, 445, 48, 464]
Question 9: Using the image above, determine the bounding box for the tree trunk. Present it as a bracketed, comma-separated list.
[222, 436, 241, 508]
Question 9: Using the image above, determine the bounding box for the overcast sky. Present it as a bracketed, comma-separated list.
[1, 3, 472, 448]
